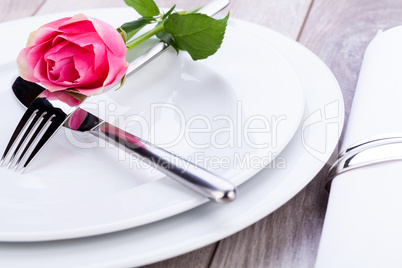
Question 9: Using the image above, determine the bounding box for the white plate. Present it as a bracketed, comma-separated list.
[0, 9, 304, 241]
[0, 15, 344, 267]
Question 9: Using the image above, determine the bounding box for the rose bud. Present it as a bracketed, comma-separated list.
[17, 13, 128, 96]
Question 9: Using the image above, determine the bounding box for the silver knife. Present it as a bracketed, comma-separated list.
[13, 0, 236, 203]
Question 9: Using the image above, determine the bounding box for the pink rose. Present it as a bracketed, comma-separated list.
[17, 13, 128, 96]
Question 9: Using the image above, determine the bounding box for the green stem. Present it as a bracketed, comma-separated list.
[125, 6, 202, 51]
[126, 22, 164, 51]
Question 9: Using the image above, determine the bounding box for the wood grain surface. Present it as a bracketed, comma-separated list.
[299, 0, 402, 121]
[2, 0, 402, 267]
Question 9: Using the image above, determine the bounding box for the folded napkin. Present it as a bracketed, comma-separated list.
[315, 27, 402, 268]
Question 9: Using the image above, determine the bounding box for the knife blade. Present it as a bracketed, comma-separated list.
[12, 0, 236, 203]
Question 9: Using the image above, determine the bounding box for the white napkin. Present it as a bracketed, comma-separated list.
[315, 26, 402, 268]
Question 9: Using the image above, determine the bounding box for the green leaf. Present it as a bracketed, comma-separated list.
[124, 0, 160, 17]
[162, 5, 176, 20]
[156, 29, 179, 53]
[118, 18, 152, 40]
[164, 13, 229, 61]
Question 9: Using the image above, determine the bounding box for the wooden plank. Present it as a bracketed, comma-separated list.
[299, 0, 402, 116]
[143, 244, 218, 268]
[35, 0, 209, 16]
[227, 0, 313, 39]
[210, 169, 329, 268]
[35, 0, 125, 15]
[0, 0, 44, 22]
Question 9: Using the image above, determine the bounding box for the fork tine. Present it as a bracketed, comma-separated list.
[18, 113, 66, 173]
[7, 111, 45, 168]
[0, 108, 40, 166]
[2, 89, 85, 172]
[13, 112, 54, 171]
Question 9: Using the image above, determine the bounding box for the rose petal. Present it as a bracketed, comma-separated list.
[60, 20, 96, 34]
[33, 53, 49, 81]
[74, 56, 128, 96]
[102, 53, 128, 87]
[55, 33, 108, 71]
[44, 41, 95, 85]
[45, 41, 88, 62]
[90, 16, 127, 57]
[22, 39, 52, 70]
[57, 59, 79, 83]
[26, 17, 69, 46]
[74, 67, 106, 91]
[17, 47, 39, 82]
[71, 51, 94, 80]
[59, 14, 92, 30]
[40, 17, 71, 30]
[48, 57, 72, 81]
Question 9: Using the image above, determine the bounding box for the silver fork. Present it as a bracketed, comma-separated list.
[0, 91, 86, 172]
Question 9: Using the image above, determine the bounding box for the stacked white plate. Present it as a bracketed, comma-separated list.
[0, 8, 344, 267]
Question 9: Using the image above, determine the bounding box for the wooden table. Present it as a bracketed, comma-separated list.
[1, 0, 401, 267]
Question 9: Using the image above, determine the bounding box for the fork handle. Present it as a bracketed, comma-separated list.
[91, 122, 237, 203]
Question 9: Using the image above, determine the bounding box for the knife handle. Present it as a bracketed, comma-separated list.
[92, 122, 236, 203]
